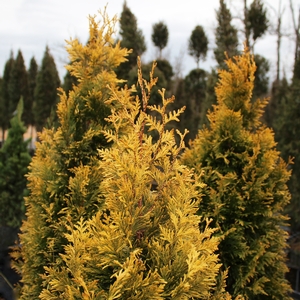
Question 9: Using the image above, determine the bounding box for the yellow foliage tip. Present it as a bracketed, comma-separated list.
[137, 57, 158, 111]
[224, 46, 256, 84]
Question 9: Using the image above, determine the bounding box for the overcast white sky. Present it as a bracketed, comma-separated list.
[0, 0, 298, 82]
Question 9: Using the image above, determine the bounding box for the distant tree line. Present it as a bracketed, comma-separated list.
[0, 47, 61, 143]
[0, 0, 275, 145]
[0, 0, 297, 236]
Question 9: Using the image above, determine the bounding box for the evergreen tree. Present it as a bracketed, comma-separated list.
[248, 0, 268, 42]
[33, 46, 60, 133]
[156, 59, 173, 82]
[188, 25, 208, 69]
[151, 21, 169, 59]
[184, 68, 207, 140]
[210, 0, 239, 126]
[0, 98, 31, 228]
[8, 50, 30, 126]
[38, 58, 230, 300]
[13, 12, 129, 299]
[62, 68, 78, 97]
[0, 52, 14, 142]
[293, 40, 300, 81]
[117, 1, 146, 80]
[200, 69, 219, 128]
[27, 56, 38, 129]
[0, 77, 2, 101]
[214, 0, 239, 68]
[252, 54, 269, 100]
[275, 45, 300, 232]
[275, 49, 300, 286]
[182, 49, 292, 299]
[244, 0, 268, 51]
[265, 76, 289, 129]
[173, 67, 211, 143]
[156, 59, 174, 92]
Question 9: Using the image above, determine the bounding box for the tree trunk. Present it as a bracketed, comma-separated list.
[289, 0, 300, 64]
[244, 0, 250, 48]
[276, 0, 283, 82]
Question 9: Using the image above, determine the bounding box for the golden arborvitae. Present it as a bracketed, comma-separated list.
[38, 58, 231, 299]
[182, 47, 292, 299]
[12, 10, 130, 299]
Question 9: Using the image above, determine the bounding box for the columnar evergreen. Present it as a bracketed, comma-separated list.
[252, 54, 269, 99]
[0, 53, 14, 141]
[199, 69, 219, 128]
[0, 99, 31, 228]
[39, 58, 230, 300]
[188, 25, 208, 69]
[214, 0, 239, 68]
[33, 46, 60, 132]
[62, 68, 78, 97]
[152, 21, 169, 59]
[27, 57, 38, 129]
[183, 68, 207, 140]
[14, 12, 129, 299]
[117, 1, 146, 79]
[275, 46, 300, 232]
[243, 0, 268, 51]
[182, 48, 292, 299]
[8, 50, 30, 126]
[265, 76, 289, 129]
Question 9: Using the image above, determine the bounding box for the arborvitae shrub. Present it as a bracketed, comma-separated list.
[13, 11, 129, 299]
[38, 58, 231, 300]
[182, 48, 292, 299]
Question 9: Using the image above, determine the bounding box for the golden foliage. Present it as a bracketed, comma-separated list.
[39, 59, 231, 299]
[182, 46, 292, 299]
[213, 47, 268, 129]
[14, 10, 131, 300]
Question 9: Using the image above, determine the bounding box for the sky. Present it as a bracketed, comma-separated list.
[0, 0, 298, 82]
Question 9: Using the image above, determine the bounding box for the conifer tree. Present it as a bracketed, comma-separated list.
[117, 1, 146, 80]
[156, 59, 173, 83]
[184, 68, 207, 140]
[214, 0, 239, 68]
[27, 57, 38, 129]
[155, 59, 174, 94]
[33, 46, 60, 132]
[8, 50, 30, 126]
[200, 69, 219, 128]
[181, 25, 209, 139]
[275, 46, 300, 232]
[0, 98, 31, 228]
[152, 21, 169, 59]
[208, 0, 239, 127]
[182, 48, 292, 299]
[188, 25, 208, 69]
[0, 52, 14, 142]
[38, 58, 230, 300]
[252, 54, 269, 100]
[173, 66, 212, 143]
[14, 12, 129, 299]
[62, 68, 78, 97]
[243, 0, 268, 51]
[265, 76, 289, 129]
[248, 0, 268, 43]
